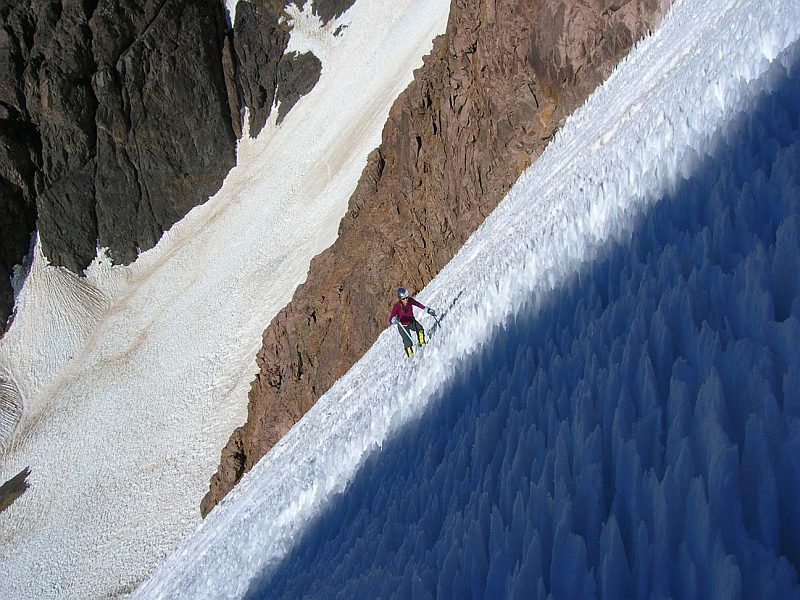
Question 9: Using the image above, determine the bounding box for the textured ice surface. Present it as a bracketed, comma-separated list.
[140, 0, 800, 597]
[250, 45, 800, 599]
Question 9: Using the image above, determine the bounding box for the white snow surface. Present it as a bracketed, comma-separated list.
[224, 0, 236, 27]
[0, 0, 449, 597]
[138, 0, 800, 597]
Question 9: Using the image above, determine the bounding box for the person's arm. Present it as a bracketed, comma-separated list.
[412, 298, 436, 316]
[389, 303, 399, 325]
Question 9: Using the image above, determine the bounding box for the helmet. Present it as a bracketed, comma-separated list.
[397, 287, 409, 299]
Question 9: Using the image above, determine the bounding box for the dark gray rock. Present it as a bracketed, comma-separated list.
[233, 0, 290, 137]
[89, 0, 238, 265]
[313, 0, 356, 25]
[0, 0, 238, 316]
[0, 267, 11, 330]
[222, 32, 243, 139]
[0, 4, 39, 327]
[0, 0, 326, 330]
[0, 167, 36, 327]
[38, 164, 98, 272]
[233, 0, 324, 136]
[276, 51, 321, 124]
[0, 467, 30, 513]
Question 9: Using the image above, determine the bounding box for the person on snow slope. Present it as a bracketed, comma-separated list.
[389, 287, 436, 356]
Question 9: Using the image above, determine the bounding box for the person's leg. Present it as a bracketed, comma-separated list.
[397, 324, 414, 356]
[410, 320, 426, 346]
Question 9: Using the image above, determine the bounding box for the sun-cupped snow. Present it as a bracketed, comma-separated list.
[0, 0, 449, 597]
[250, 49, 800, 598]
[137, 0, 800, 597]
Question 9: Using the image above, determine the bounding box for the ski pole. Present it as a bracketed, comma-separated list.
[398, 322, 415, 346]
[403, 322, 425, 348]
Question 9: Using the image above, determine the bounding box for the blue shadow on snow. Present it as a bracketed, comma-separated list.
[246, 45, 800, 600]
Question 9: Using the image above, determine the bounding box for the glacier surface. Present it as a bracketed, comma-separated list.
[140, 0, 800, 597]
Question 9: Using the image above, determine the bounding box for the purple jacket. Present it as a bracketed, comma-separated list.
[389, 298, 426, 326]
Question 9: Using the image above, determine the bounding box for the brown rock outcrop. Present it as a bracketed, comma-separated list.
[202, 0, 670, 516]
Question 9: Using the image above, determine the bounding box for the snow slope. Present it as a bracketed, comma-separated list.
[139, 0, 800, 597]
[0, 0, 449, 597]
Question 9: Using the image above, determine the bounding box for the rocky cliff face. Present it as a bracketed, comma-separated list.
[202, 0, 670, 515]
[0, 1, 42, 330]
[231, 0, 325, 135]
[0, 0, 238, 328]
[0, 0, 332, 332]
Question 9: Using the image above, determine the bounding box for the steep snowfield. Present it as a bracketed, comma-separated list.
[139, 0, 800, 597]
[0, 0, 449, 597]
